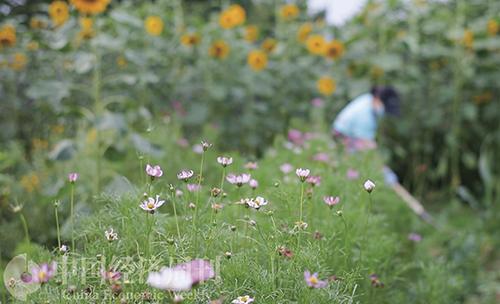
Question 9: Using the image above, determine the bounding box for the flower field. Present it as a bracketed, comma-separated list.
[1, 0, 499, 303]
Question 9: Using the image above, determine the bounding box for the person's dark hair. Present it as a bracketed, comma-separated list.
[371, 86, 401, 116]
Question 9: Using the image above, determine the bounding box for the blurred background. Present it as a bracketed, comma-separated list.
[1, 0, 499, 300]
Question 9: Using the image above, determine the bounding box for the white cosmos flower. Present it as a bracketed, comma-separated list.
[247, 196, 268, 209]
[232, 295, 254, 304]
[140, 195, 165, 213]
[217, 156, 233, 167]
[295, 168, 310, 182]
[226, 173, 251, 187]
[146, 268, 193, 291]
[177, 169, 194, 181]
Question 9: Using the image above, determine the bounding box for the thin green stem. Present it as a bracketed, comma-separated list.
[172, 197, 181, 240]
[220, 167, 226, 191]
[299, 182, 305, 222]
[55, 205, 61, 249]
[70, 183, 75, 250]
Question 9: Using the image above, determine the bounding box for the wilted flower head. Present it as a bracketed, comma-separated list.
[10, 203, 23, 213]
[211, 203, 223, 213]
[278, 246, 293, 259]
[201, 140, 212, 151]
[244, 162, 258, 170]
[363, 179, 376, 193]
[323, 196, 340, 207]
[370, 273, 384, 288]
[294, 221, 308, 230]
[101, 268, 121, 283]
[304, 271, 328, 288]
[226, 173, 251, 187]
[105, 228, 118, 241]
[408, 233, 422, 242]
[140, 195, 165, 213]
[177, 169, 194, 181]
[68, 172, 79, 183]
[347, 168, 360, 180]
[217, 156, 233, 167]
[211, 187, 222, 197]
[187, 184, 201, 192]
[249, 179, 259, 189]
[30, 262, 57, 284]
[280, 163, 294, 174]
[145, 164, 163, 178]
[295, 168, 310, 182]
[232, 295, 254, 304]
[306, 175, 321, 186]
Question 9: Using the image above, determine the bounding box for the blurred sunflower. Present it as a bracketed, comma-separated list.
[462, 29, 473, 48]
[181, 33, 200, 47]
[29, 17, 47, 30]
[78, 17, 95, 39]
[280, 4, 300, 20]
[261, 38, 277, 53]
[324, 40, 344, 60]
[9, 53, 28, 71]
[297, 22, 313, 42]
[209, 40, 230, 59]
[306, 35, 326, 55]
[49, 1, 69, 27]
[0, 25, 16, 49]
[219, 4, 246, 29]
[70, 0, 110, 15]
[244, 25, 259, 42]
[487, 19, 498, 36]
[247, 50, 268, 71]
[316, 76, 336, 96]
[145, 16, 164, 36]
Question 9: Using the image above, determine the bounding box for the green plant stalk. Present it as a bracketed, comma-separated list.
[172, 197, 181, 240]
[298, 182, 305, 247]
[19, 212, 30, 271]
[93, 46, 102, 194]
[193, 151, 205, 229]
[220, 167, 226, 191]
[70, 183, 75, 251]
[55, 205, 61, 249]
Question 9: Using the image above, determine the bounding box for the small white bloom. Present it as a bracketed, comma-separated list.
[140, 195, 166, 213]
[177, 169, 194, 181]
[146, 268, 193, 291]
[59, 244, 69, 253]
[105, 228, 118, 241]
[232, 295, 254, 304]
[217, 156, 233, 167]
[363, 179, 376, 193]
[295, 168, 310, 182]
[247, 196, 268, 210]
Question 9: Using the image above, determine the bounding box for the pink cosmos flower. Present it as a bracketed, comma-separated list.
[187, 184, 201, 192]
[408, 233, 422, 242]
[306, 175, 321, 187]
[280, 163, 293, 174]
[30, 262, 57, 284]
[295, 168, 310, 182]
[140, 195, 165, 213]
[192, 144, 204, 154]
[217, 156, 233, 167]
[312, 153, 329, 163]
[323, 196, 340, 207]
[226, 173, 251, 187]
[177, 169, 194, 181]
[145, 164, 163, 178]
[101, 268, 122, 283]
[68, 172, 79, 183]
[244, 162, 258, 170]
[346, 168, 360, 180]
[173, 259, 215, 285]
[288, 129, 304, 146]
[311, 97, 324, 108]
[249, 179, 259, 190]
[304, 270, 328, 288]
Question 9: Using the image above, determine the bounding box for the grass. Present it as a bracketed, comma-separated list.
[1, 130, 475, 303]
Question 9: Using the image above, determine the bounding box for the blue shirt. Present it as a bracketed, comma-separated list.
[333, 93, 379, 140]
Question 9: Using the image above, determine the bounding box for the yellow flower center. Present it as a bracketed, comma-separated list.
[147, 202, 155, 209]
[309, 276, 318, 284]
[38, 271, 47, 282]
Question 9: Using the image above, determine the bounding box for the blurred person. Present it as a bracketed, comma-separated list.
[332, 86, 431, 223]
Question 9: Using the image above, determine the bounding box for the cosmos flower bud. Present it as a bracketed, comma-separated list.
[363, 179, 376, 193]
